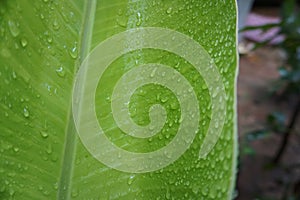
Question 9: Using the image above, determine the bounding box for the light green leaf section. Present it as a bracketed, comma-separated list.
[0, 0, 238, 199]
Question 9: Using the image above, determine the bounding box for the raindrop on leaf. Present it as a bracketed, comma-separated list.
[166, 7, 173, 14]
[8, 20, 20, 37]
[127, 174, 136, 185]
[40, 131, 49, 139]
[56, 66, 66, 77]
[23, 108, 29, 118]
[69, 45, 78, 59]
[20, 38, 28, 48]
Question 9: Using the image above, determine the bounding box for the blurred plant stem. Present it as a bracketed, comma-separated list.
[272, 95, 300, 164]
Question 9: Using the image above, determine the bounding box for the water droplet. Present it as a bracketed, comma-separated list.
[116, 18, 127, 28]
[149, 124, 155, 131]
[20, 38, 28, 48]
[9, 188, 15, 197]
[174, 62, 180, 69]
[46, 144, 52, 154]
[69, 45, 78, 59]
[158, 134, 163, 140]
[52, 18, 60, 30]
[105, 96, 111, 103]
[127, 174, 135, 185]
[170, 102, 178, 110]
[201, 186, 209, 196]
[136, 12, 142, 26]
[47, 36, 53, 43]
[12, 71, 17, 79]
[117, 9, 123, 16]
[8, 20, 20, 37]
[38, 185, 43, 191]
[40, 131, 48, 138]
[53, 182, 58, 190]
[150, 67, 157, 77]
[165, 189, 171, 199]
[202, 84, 208, 90]
[23, 108, 29, 118]
[164, 150, 172, 158]
[192, 184, 199, 194]
[166, 7, 173, 14]
[56, 66, 65, 77]
[160, 96, 168, 103]
[13, 147, 19, 152]
[215, 121, 219, 128]
[179, 117, 183, 123]
[43, 190, 50, 196]
[71, 188, 79, 197]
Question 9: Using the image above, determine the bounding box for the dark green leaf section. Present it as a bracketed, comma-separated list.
[0, 0, 238, 199]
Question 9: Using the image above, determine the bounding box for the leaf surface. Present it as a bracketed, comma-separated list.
[0, 0, 238, 199]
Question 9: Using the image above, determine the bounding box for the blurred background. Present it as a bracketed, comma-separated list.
[236, 0, 300, 199]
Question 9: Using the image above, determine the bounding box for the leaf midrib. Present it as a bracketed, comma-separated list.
[57, 1, 97, 199]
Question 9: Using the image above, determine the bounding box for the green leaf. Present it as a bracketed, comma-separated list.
[240, 23, 281, 32]
[246, 129, 270, 141]
[0, 0, 238, 199]
[267, 112, 286, 133]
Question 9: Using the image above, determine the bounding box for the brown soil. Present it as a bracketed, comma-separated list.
[236, 46, 300, 200]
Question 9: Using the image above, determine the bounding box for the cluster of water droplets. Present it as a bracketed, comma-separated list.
[0, 0, 86, 198]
